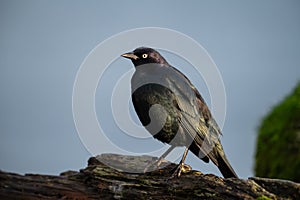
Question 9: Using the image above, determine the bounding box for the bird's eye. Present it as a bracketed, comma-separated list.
[142, 54, 148, 59]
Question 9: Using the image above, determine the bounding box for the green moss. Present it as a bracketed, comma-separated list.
[256, 195, 272, 200]
[255, 82, 300, 182]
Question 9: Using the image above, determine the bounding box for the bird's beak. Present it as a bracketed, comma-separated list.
[121, 52, 139, 60]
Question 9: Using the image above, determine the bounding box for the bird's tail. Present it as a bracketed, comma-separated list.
[189, 141, 238, 178]
[216, 151, 238, 178]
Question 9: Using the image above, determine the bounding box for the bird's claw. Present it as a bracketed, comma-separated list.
[170, 163, 192, 178]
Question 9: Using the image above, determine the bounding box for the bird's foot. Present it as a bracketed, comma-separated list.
[170, 163, 192, 178]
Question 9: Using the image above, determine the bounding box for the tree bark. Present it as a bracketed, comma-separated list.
[1, 154, 299, 199]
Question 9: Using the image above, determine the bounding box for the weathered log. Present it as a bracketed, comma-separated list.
[0, 154, 299, 199]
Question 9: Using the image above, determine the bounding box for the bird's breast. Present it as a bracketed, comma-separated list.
[131, 83, 187, 145]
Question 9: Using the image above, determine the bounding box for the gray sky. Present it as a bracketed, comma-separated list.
[1, 0, 299, 179]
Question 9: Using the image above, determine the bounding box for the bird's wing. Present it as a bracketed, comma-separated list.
[165, 66, 222, 163]
[132, 64, 222, 160]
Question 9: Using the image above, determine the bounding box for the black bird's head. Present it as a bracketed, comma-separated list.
[121, 47, 168, 67]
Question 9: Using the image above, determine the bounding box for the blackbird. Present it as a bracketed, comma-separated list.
[122, 47, 238, 178]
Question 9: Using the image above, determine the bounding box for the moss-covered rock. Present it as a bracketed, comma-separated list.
[255, 82, 300, 182]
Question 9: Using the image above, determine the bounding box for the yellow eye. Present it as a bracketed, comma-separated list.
[142, 54, 148, 58]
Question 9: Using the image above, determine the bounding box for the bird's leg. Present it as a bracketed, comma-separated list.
[144, 145, 175, 173]
[171, 147, 191, 178]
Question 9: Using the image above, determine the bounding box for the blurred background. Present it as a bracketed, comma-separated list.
[1, 0, 299, 179]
